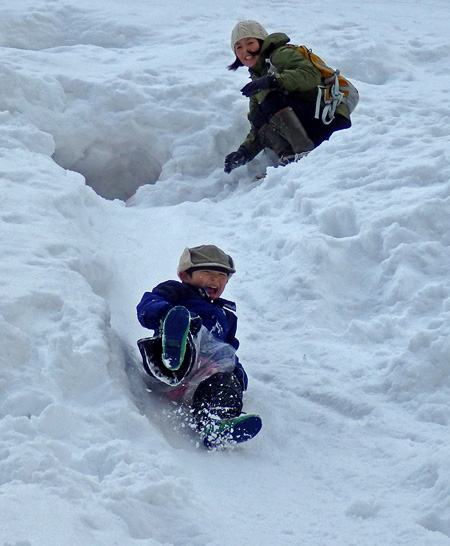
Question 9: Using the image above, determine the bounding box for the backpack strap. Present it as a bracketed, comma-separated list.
[267, 45, 349, 125]
[317, 71, 345, 125]
[265, 55, 279, 75]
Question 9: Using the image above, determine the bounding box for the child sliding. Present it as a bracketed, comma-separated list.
[136, 244, 261, 449]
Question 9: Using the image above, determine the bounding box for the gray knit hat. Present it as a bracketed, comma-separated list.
[230, 20, 268, 51]
[178, 245, 236, 276]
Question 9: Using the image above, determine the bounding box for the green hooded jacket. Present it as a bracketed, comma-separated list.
[240, 33, 349, 159]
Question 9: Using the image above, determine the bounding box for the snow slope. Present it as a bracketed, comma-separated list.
[1, 0, 450, 544]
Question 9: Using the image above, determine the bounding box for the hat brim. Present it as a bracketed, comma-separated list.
[188, 264, 235, 275]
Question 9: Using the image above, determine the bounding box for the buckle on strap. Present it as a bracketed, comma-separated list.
[315, 73, 344, 125]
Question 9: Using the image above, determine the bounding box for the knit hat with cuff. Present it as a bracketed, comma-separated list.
[230, 20, 268, 51]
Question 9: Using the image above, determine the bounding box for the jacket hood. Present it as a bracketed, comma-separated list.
[251, 32, 290, 72]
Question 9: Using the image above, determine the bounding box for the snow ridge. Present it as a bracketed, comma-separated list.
[1, 1, 450, 544]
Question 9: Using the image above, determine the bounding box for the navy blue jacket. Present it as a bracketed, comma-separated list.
[137, 280, 247, 389]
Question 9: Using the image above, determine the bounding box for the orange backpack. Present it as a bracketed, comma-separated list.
[290, 45, 359, 125]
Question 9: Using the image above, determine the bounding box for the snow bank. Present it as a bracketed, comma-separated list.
[2, 0, 450, 545]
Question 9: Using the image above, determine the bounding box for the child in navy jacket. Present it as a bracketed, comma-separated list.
[136, 244, 261, 449]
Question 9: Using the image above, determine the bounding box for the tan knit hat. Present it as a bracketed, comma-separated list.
[231, 20, 268, 51]
[178, 245, 236, 276]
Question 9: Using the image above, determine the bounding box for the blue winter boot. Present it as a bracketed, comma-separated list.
[201, 414, 262, 450]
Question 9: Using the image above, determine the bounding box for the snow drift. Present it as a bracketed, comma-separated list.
[1, 1, 450, 545]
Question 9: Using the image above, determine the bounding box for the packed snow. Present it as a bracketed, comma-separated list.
[1, 0, 450, 544]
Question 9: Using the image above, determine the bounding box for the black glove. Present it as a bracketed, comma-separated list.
[240, 73, 279, 97]
[233, 362, 248, 391]
[189, 315, 202, 336]
[224, 147, 249, 173]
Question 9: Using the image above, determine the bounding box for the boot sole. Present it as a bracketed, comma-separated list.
[162, 306, 191, 371]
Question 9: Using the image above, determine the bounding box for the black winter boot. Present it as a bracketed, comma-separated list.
[268, 107, 314, 155]
[258, 123, 294, 158]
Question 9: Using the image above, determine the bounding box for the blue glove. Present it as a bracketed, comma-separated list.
[240, 73, 279, 97]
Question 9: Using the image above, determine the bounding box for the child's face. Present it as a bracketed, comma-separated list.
[180, 269, 229, 299]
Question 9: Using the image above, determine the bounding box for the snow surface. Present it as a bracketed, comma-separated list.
[1, 0, 450, 544]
